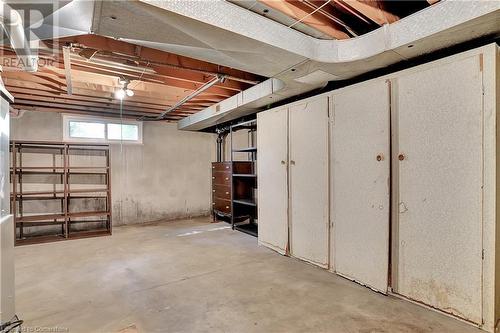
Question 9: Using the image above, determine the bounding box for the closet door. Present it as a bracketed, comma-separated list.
[393, 55, 483, 324]
[289, 96, 329, 267]
[330, 81, 390, 293]
[257, 107, 289, 254]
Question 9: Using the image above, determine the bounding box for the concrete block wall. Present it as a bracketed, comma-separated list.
[10, 111, 215, 226]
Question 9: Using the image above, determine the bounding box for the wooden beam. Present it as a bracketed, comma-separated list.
[339, 0, 399, 25]
[55, 50, 250, 91]
[1, 34, 260, 120]
[323, 0, 373, 25]
[149, 64, 246, 92]
[258, 0, 350, 39]
[11, 100, 196, 118]
[4, 60, 235, 99]
[11, 105, 183, 121]
[2, 71, 66, 92]
[57, 35, 261, 83]
[66, 61, 235, 97]
[4, 81, 218, 108]
[36, 73, 67, 88]
[5, 86, 212, 111]
[10, 94, 202, 114]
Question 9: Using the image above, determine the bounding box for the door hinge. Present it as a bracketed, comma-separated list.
[482, 249, 485, 260]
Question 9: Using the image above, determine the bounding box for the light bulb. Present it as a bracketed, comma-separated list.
[125, 89, 134, 97]
[115, 88, 125, 100]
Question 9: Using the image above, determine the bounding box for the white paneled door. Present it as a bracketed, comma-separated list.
[289, 97, 329, 267]
[257, 107, 289, 254]
[393, 55, 483, 324]
[330, 81, 390, 293]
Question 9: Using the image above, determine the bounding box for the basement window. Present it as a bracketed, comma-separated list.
[69, 121, 105, 139]
[107, 123, 139, 141]
[63, 115, 143, 144]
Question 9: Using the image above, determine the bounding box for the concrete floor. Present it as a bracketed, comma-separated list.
[15, 217, 480, 333]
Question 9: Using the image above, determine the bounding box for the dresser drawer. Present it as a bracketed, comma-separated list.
[212, 185, 231, 200]
[212, 162, 232, 172]
[213, 198, 231, 214]
[212, 171, 231, 186]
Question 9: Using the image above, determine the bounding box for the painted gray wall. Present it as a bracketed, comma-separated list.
[11, 111, 215, 225]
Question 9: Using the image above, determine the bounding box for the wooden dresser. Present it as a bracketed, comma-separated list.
[212, 161, 256, 222]
[212, 162, 232, 219]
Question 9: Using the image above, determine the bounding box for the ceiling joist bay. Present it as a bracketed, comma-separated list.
[1, 35, 263, 120]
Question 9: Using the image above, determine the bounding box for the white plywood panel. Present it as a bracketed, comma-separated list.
[394, 55, 483, 324]
[493, 44, 500, 333]
[0, 215, 15, 322]
[289, 97, 329, 267]
[330, 81, 390, 293]
[257, 107, 289, 254]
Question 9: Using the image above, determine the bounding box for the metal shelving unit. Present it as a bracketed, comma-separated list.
[230, 119, 258, 237]
[10, 141, 112, 245]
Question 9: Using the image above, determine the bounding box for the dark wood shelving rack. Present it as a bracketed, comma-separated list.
[10, 141, 112, 245]
[230, 120, 258, 237]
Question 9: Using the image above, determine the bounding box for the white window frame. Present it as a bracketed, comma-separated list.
[62, 114, 143, 144]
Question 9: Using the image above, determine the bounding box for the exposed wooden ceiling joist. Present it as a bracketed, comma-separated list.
[12, 94, 202, 114]
[258, 0, 350, 39]
[339, 0, 399, 26]
[12, 105, 184, 121]
[1, 34, 263, 120]
[4, 81, 220, 106]
[237, 0, 434, 40]
[6, 86, 212, 109]
[4, 78, 202, 119]
[55, 35, 261, 84]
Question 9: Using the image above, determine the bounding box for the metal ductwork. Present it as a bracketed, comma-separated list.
[0, 0, 95, 72]
[178, 78, 286, 131]
[90, 0, 496, 131]
[17, 0, 500, 129]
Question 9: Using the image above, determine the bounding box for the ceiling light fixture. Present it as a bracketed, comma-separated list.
[115, 77, 134, 100]
[115, 88, 126, 100]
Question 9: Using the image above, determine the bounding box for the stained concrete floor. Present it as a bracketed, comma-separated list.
[15, 217, 480, 333]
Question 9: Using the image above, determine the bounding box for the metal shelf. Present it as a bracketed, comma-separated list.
[15, 234, 66, 246]
[67, 229, 111, 239]
[230, 119, 257, 129]
[234, 223, 258, 237]
[232, 147, 257, 153]
[15, 211, 110, 223]
[15, 229, 110, 245]
[11, 170, 107, 175]
[230, 119, 258, 237]
[232, 173, 257, 178]
[16, 213, 65, 223]
[233, 199, 257, 207]
[10, 140, 112, 245]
